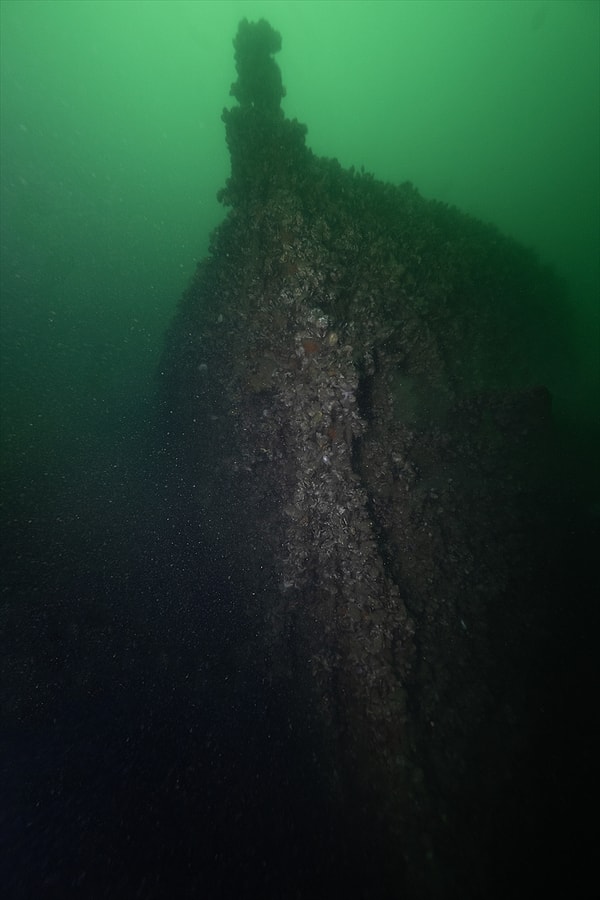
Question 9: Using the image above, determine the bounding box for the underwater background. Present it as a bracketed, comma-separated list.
[1, 1, 598, 898]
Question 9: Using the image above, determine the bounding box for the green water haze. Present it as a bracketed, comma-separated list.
[1, 0, 598, 485]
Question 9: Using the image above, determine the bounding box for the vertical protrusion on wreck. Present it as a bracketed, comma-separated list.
[219, 18, 309, 207]
[230, 18, 285, 112]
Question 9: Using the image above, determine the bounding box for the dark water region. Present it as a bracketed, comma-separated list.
[0, 405, 400, 900]
[0, 352, 597, 900]
[2, 424, 318, 897]
[0, 292, 598, 900]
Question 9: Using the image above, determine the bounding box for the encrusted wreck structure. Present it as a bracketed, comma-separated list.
[161, 19, 571, 899]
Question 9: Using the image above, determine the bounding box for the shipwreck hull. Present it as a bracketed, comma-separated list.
[161, 19, 572, 898]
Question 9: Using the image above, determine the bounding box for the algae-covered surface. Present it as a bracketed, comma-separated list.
[158, 19, 595, 898]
